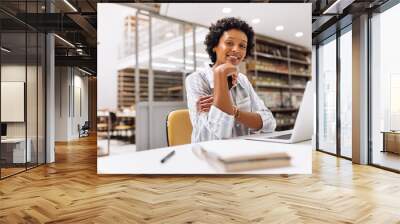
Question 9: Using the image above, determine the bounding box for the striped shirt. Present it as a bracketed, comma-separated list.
[185, 65, 276, 143]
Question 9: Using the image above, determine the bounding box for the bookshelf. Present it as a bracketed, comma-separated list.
[246, 35, 311, 131]
[113, 68, 184, 144]
[117, 68, 184, 109]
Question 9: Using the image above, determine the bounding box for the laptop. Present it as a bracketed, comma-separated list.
[246, 81, 313, 144]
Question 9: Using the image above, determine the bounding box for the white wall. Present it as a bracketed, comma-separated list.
[72, 73, 89, 138]
[55, 67, 89, 141]
[1, 64, 46, 163]
[55, 66, 68, 141]
[97, 4, 135, 110]
[1, 65, 32, 138]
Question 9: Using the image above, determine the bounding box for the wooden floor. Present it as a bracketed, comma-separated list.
[373, 150, 400, 171]
[1, 135, 400, 223]
[1, 167, 26, 178]
[1, 163, 44, 178]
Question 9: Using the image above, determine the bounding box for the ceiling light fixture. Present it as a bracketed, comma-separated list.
[78, 67, 92, 76]
[251, 18, 260, 24]
[222, 8, 232, 14]
[322, 0, 354, 15]
[76, 49, 84, 55]
[323, 0, 341, 14]
[295, 32, 304, 38]
[275, 25, 284, 31]
[54, 34, 75, 48]
[1, 47, 11, 53]
[63, 0, 78, 12]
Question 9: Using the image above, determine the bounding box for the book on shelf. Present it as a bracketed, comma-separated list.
[192, 140, 291, 172]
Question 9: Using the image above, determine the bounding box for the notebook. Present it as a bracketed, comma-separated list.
[192, 140, 291, 172]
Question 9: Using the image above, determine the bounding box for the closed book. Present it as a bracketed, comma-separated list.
[193, 140, 292, 172]
[206, 156, 291, 172]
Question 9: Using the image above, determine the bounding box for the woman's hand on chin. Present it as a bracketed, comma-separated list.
[212, 62, 238, 81]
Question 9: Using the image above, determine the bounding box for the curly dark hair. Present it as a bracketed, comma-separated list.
[204, 17, 255, 65]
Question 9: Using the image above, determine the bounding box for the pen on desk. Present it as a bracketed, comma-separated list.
[160, 150, 175, 163]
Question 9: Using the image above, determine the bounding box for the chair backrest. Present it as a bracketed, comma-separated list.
[166, 109, 192, 146]
[82, 121, 90, 129]
[109, 112, 117, 127]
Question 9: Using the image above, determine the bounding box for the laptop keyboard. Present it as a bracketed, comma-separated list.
[270, 134, 292, 140]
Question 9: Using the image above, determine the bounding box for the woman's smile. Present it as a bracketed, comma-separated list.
[226, 54, 241, 64]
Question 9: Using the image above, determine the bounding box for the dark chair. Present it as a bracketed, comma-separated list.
[108, 112, 117, 138]
[79, 121, 90, 138]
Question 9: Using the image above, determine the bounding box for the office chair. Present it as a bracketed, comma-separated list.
[106, 111, 120, 139]
[78, 121, 90, 138]
[102, 111, 118, 157]
[166, 109, 192, 146]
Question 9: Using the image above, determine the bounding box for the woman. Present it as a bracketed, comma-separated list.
[186, 17, 276, 143]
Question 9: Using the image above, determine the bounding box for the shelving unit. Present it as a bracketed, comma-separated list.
[117, 68, 184, 109]
[246, 35, 311, 131]
[118, 68, 135, 109]
[115, 68, 184, 144]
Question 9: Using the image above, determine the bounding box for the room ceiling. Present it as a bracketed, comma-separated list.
[159, 3, 312, 48]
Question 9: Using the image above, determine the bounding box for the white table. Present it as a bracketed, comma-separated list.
[97, 138, 312, 174]
[1, 138, 32, 163]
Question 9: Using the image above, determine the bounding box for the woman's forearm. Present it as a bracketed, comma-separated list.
[213, 74, 234, 115]
[235, 110, 263, 130]
[212, 73, 263, 130]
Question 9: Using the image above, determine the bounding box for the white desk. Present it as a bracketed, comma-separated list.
[97, 138, 312, 174]
[1, 138, 32, 163]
